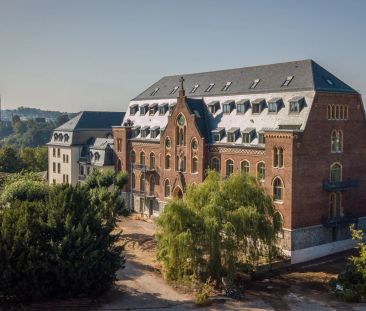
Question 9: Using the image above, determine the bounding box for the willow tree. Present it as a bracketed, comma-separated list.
[156, 171, 282, 282]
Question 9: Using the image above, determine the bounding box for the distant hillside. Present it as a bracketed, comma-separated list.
[1, 106, 76, 121]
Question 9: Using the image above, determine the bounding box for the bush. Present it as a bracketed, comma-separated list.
[0, 172, 128, 301]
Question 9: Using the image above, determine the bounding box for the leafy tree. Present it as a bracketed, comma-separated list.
[0, 171, 128, 301]
[0, 145, 20, 172]
[156, 171, 282, 283]
[331, 225, 366, 302]
[18, 146, 48, 171]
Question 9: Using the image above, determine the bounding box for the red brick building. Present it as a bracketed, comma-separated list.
[113, 60, 366, 263]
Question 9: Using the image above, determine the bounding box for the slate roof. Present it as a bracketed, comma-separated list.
[133, 60, 356, 101]
[55, 111, 125, 131]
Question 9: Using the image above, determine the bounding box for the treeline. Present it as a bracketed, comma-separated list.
[0, 145, 48, 173]
[1, 106, 72, 120]
[0, 114, 70, 148]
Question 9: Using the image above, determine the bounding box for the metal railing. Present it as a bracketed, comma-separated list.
[322, 179, 359, 192]
[321, 214, 358, 228]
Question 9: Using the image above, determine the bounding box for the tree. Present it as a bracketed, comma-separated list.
[156, 171, 282, 283]
[0, 145, 20, 172]
[0, 171, 128, 301]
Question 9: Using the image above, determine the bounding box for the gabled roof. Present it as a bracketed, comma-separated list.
[55, 111, 125, 131]
[133, 60, 356, 100]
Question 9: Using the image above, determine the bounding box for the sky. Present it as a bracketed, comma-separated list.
[0, 0, 366, 113]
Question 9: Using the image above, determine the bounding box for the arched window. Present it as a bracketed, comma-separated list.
[149, 152, 155, 170]
[64, 134, 69, 142]
[226, 159, 234, 176]
[130, 150, 136, 163]
[331, 105, 336, 119]
[140, 175, 145, 192]
[257, 162, 265, 181]
[210, 157, 220, 172]
[149, 175, 155, 194]
[165, 137, 171, 148]
[192, 157, 198, 173]
[273, 147, 278, 167]
[340, 105, 344, 120]
[330, 163, 342, 182]
[176, 114, 186, 146]
[164, 179, 171, 197]
[331, 130, 343, 153]
[273, 177, 284, 202]
[241, 160, 250, 174]
[131, 173, 136, 190]
[329, 192, 342, 218]
[95, 152, 100, 161]
[191, 139, 198, 150]
[335, 105, 340, 119]
[140, 151, 145, 165]
[117, 159, 122, 171]
[327, 105, 331, 120]
[278, 148, 284, 168]
[58, 133, 63, 141]
[54, 133, 58, 140]
[165, 154, 171, 169]
[344, 106, 348, 119]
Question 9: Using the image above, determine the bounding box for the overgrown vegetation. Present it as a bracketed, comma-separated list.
[331, 224, 366, 302]
[0, 171, 128, 301]
[156, 171, 282, 285]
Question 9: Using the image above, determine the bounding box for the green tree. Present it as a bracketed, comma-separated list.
[0, 171, 128, 301]
[156, 171, 282, 283]
[0, 145, 20, 172]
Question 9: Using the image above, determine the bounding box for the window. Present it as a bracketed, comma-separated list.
[257, 162, 265, 181]
[289, 101, 300, 113]
[191, 139, 198, 150]
[149, 152, 155, 170]
[242, 133, 250, 143]
[241, 160, 249, 174]
[94, 152, 100, 161]
[223, 103, 231, 114]
[177, 156, 186, 172]
[141, 127, 150, 138]
[176, 114, 186, 146]
[208, 101, 219, 114]
[222, 81, 232, 91]
[258, 133, 265, 144]
[165, 154, 171, 169]
[117, 139, 122, 152]
[273, 147, 284, 168]
[227, 132, 235, 142]
[140, 175, 145, 192]
[237, 101, 248, 114]
[57, 163, 61, 173]
[192, 157, 198, 173]
[149, 105, 157, 116]
[63, 154, 65, 163]
[250, 79, 260, 89]
[190, 84, 199, 93]
[64, 134, 69, 142]
[251, 100, 264, 114]
[140, 151, 145, 165]
[211, 158, 220, 172]
[327, 104, 348, 120]
[331, 130, 343, 153]
[226, 159, 234, 176]
[329, 192, 342, 218]
[150, 175, 155, 194]
[282, 76, 294, 87]
[330, 163, 342, 183]
[159, 105, 168, 115]
[53, 148, 56, 157]
[205, 83, 215, 92]
[169, 86, 179, 95]
[273, 177, 284, 202]
[268, 101, 279, 113]
[117, 159, 122, 171]
[57, 148, 61, 157]
[325, 78, 334, 86]
[164, 180, 171, 197]
[165, 138, 171, 148]
[66, 174, 69, 184]
[130, 105, 138, 115]
[150, 87, 159, 96]
[130, 150, 136, 163]
[213, 133, 221, 142]
[131, 173, 136, 190]
[140, 105, 148, 116]
[53, 162, 56, 173]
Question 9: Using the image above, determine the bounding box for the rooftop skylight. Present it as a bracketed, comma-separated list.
[169, 86, 179, 95]
[250, 79, 260, 89]
[190, 84, 200, 93]
[221, 81, 232, 91]
[282, 76, 294, 87]
[205, 83, 215, 92]
[150, 87, 159, 96]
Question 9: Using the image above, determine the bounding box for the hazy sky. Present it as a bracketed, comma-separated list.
[0, 0, 365, 113]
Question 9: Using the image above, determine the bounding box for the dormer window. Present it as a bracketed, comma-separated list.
[58, 133, 63, 141]
[205, 83, 215, 92]
[140, 104, 149, 116]
[131, 126, 141, 138]
[150, 87, 159, 96]
[250, 79, 260, 89]
[149, 103, 158, 116]
[268, 98, 282, 113]
[159, 103, 168, 115]
[236, 99, 250, 114]
[94, 152, 100, 161]
[258, 131, 265, 144]
[221, 81, 232, 91]
[207, 101, 220, 114]
[141, 126, 150, 138]
[222, 100, 234, 114]
[169, 86, 179, 95]
[64, 134, 69, 142]
[190, 84, 199, 93]
[282, 76, 294, 87]
[150, 126, 159, 139]
[289, 96, 305, 114]
[130, 104, 138, 115]
[212, 128, 225, 142]
[251, 98, 265, 114]
[169, 103, 176, 115]
[54, 133, 58, 140]
[227, 127, 240, 143]
[241, 128, 256, 144]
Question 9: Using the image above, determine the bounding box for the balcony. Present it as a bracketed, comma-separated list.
[322, 179, 359, 192]
[321, 214, 358, 228]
